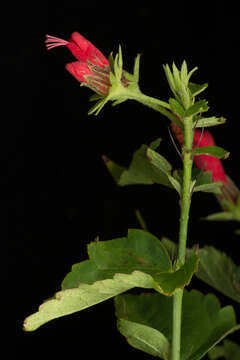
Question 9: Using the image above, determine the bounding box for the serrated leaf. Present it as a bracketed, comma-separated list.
[62, 229, 172, 289]
[169, 98, 185, 117]
[23, 270, 156, 332]
[162, 239, 240, 304]
[117, 319, 169, 358]
[24, 229, 199, 331]
[193, 145, 230, 159]
[189, 82, 208, 97]
[193, 116, 226, 128]
[208, 340, 240, 360]
[62, 229, 199, 296]
[115, 290, 240, 360]
[185, 99, 209, 117]
[196, 246, 240, 303]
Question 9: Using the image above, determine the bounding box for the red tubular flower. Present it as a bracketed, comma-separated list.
[192, 129, 227, 183]
[45, 32, 111, 95]
[171, 122, 239, 205]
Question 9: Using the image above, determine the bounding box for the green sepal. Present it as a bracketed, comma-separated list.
[192, 145, 230, 159]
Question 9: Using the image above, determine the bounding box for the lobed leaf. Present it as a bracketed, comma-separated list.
[115, 290, 240, 360]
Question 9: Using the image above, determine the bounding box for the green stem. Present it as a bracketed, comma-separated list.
[171, 116, 193, 360]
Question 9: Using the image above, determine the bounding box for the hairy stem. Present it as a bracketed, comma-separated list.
[171, 116, 193, 360]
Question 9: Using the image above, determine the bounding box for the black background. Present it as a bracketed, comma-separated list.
[5, 1, 240, 359]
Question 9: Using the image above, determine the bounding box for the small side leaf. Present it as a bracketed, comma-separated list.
[189, 82, 208, 97]
[117, 319, 169, 359]
[193, 145, 230, 159]
[169, 98, 185, 117]
[185, 99, 209, 117]
[193, 116, 226, 128]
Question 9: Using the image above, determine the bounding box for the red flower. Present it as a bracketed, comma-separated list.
[45, 32, 111, 95]
[192, 129, 227, 183]
[171, 122, 227, 183]
[171, 122, 239, 205]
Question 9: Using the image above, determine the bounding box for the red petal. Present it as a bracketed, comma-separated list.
[65, 61, 92, 83]
[67, 32, 109, 68]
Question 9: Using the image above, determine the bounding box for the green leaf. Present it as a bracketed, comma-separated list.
[193, 116, 226, 128]
[62, 229, 172, 289]
[169, 98, 185, 117]
[115, 290, 240, 360]
[174, 169, 222, 195]
[103, 140, 174, 188]
[102, 155, 126, 183]
[193, 182, 222, 194]
[23, 270, 156, 332]
[62, 229, 199, 296]
[189, 82, 208, 97]
[24, 230, 199, 331]
[196, 246, 240, 303]
[161, 239, 240, 304]
[192, 145, 230, 159]
[146, 147, 172, 175]
[117, 319, 169, 359]
[208, 340, 240, 360]
[185, 99, 209, 117]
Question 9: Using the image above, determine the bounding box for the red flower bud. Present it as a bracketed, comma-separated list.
[45, 33, 111, 95]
